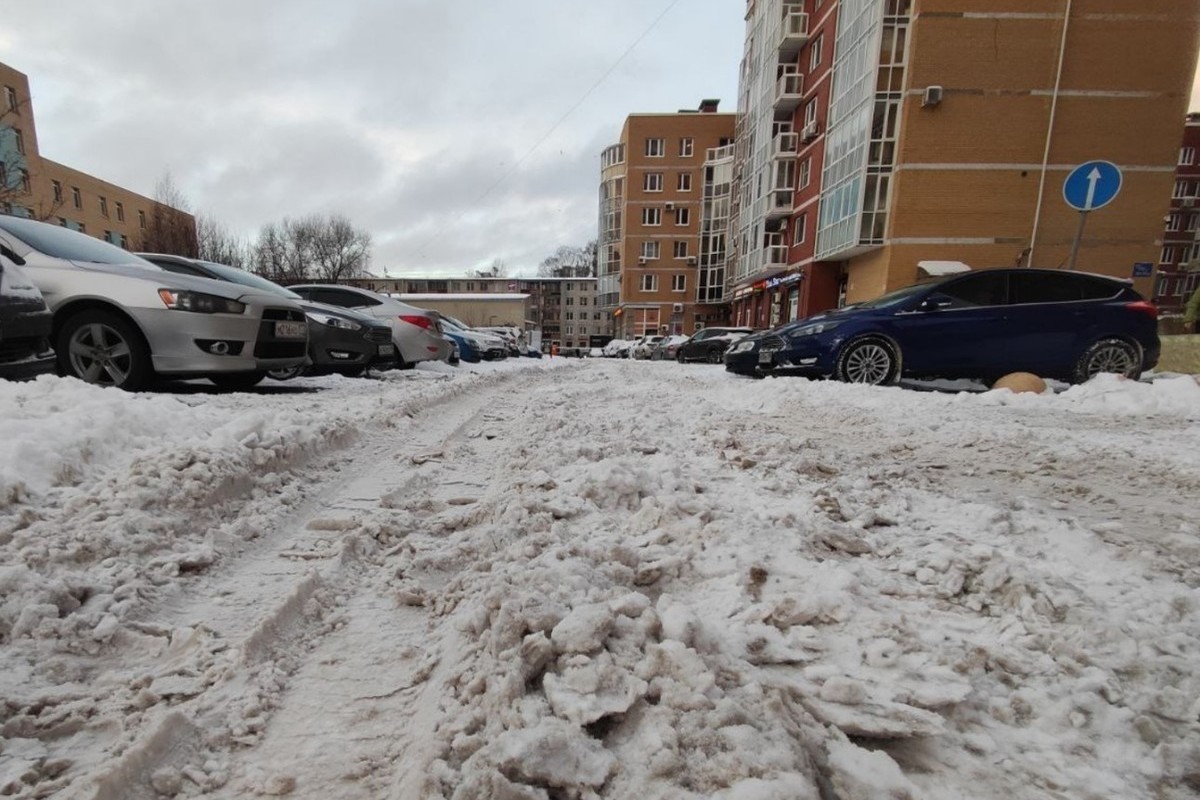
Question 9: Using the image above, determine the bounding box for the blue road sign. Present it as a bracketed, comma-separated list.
[1063, 161, 1123, 212]
[1132, 262, 1153, 278]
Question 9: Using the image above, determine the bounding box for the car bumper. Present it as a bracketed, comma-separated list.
[307, 324, 394, 370]
[0, 348, 56, 380]
[134, 307, 309, 375]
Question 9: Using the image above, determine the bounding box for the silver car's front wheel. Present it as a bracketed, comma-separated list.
[58, 310, 151, 390]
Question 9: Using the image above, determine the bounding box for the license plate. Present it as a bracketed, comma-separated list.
[274, 321, 307, 339]
[377, 344, 394, 356]
[758, 351, 773, 365]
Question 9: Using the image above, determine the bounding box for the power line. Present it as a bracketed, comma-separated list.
[415, 0, 682, 262]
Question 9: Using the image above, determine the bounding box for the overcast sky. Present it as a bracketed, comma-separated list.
[3, 3, 1199, 277]
[3, 0, 743, 276]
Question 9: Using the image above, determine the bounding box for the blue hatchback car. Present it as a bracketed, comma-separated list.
[725, 268, 1160, 385]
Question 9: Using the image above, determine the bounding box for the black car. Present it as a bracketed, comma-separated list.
[0, 245, 55, 380]
[138, 254, 395, 378]
[676, 327, 755, 363]
[725, 268, 1160, 385]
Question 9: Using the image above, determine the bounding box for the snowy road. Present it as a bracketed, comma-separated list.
[1, 361, 1198, 799]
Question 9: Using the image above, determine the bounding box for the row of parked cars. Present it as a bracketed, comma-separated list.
[0, 216, 522, 390]
[603, 268, 1160, 386]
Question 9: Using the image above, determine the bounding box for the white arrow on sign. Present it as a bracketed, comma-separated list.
[1084, 167, 1102, 210]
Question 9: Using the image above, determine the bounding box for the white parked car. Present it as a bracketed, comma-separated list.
[631, 335, 665, 360]
[0, 216, 308, 390]
[602, 339, 634, 358]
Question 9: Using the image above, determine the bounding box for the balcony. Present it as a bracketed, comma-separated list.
[764, 190, 792, 222]
[772, 131, 799, 159]
[764, 234, 789, 266]
[774, 73, 804, 117]
[778, 12, 811, 61]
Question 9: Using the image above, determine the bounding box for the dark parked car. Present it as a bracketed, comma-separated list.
[0, 247, 55, 380]
[138, 254, 395, 379]
[725, 268, 1160, 385]
[676, 327, 755, 363]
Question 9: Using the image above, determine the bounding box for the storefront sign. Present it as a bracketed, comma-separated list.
[732, 287, 753, 300]
[765, 272, 803, 290]
[752, 280, 768, 293]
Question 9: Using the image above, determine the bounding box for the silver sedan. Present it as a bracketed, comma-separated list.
[0, 216, 308, 390]
[289, 284, 452, 367]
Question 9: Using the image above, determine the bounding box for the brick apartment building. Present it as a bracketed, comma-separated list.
[0, 61, 194, 248]
[1153, 112, 1200, 318]
[347, 276, 603, 350]
[598, 101, 736, 339]
[729, 0, 1200, 328]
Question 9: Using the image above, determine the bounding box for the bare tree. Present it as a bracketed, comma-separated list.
[472, 257, 509, 278]
[196, 213, 251, 268]
[309, 214, 371, 282]
[537, 240, 596, 277]
[138, 172, 198, 256]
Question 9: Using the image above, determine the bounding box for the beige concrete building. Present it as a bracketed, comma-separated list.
[1, 61, 193, 249]
[391, 293, 530, 330]
[730, 0, 1200, 326]
[599, 101, 736, 338]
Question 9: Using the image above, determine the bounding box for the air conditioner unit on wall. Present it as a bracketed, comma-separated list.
[672, 303, 684, 312]
[922, 85, 944, 108]
[665, 202, 676, 211]
[638, 257, 649, 264]
[801, 121, 819, 142]
[686, 256, 698, 265]
[1183, 198, 1196, 208]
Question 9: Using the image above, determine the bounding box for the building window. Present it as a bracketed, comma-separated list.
[580, 297, 588, 306]
[678, 173, 692, 191]
[1161, 245, 1176, 264]
[680, 138, 694, 157]
[13, 129, 25, 155]
[1168, 213, 1183, 232]
[1181, 147, 1196, 166]
[794, 213, 807, 245]
[799, 158, 812, 189]
[0, 163, 5, 188]
[672, 275, 686, 292]
[645, 138, 665, 157]
[673, 240, 689, 258]
[566, 296, 575, 305]
[644, 173, 663, 192]
[810, 34, 824, 71]
[138, 209, 147, 228]
[18, 169, 29, 193]
[640, 274, 658, 292]
[676, 208, 690, 226]
[1174, 180, 1190, 199]
[3, 86, 16, 112]
[804, 99, 818, 130]
[51, 180, 62, 204]
[641, 241, 661, 259]
[99, 196, 109, 217]
[565, 311, 574, 321]
[78, 222, 85, 234]
[57, 217, 67, 227]
[120, 234, 129, 249]
[1190, 213, 1199, 232]
[642, 207, 662, 226]
[72, 187, 82, 209]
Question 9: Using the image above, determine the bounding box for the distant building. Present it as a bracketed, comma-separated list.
[346, 276, 603, 349]
[1153, 112, 1200, 316]
[729, 0, 1199, 327]
[0, 61, 194, 250]
[598, 100, 736, 339]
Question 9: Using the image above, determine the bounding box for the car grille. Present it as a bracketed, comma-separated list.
[0, 337, 49, 362]
[261, 308, 306, 322]
[759, 335, 784, 350]
[364, 327, 391, 344]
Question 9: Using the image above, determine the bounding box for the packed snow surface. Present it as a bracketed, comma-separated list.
[0, 361, 1197, 799]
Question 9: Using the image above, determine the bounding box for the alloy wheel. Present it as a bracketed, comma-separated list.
[843, 342, 893, 384]
[1085, 343, 1136, 379]
[69, 323, 133, 386]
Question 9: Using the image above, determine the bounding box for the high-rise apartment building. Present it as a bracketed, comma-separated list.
[599, 101, 736, 339]
[729, 0, 1200, 327]
[0, 61, 194, 249]
[1153, 112, 1200, 317]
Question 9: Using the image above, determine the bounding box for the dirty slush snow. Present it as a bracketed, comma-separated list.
[0, 361, 1198, 799]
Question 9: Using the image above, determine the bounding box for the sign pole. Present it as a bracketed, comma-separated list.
[1067, 210, 1088, 271]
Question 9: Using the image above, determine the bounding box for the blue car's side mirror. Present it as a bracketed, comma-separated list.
[919, 295, 952, 312]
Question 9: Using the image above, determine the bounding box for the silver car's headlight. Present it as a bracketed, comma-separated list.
[307, 312, 362, 331]
[158, 289, 246, 315]
[786, 321, 843, 340]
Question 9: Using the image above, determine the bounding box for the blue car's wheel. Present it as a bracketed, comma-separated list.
[1072, 338, 1140, 384]
[834, 337, 900, 385]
